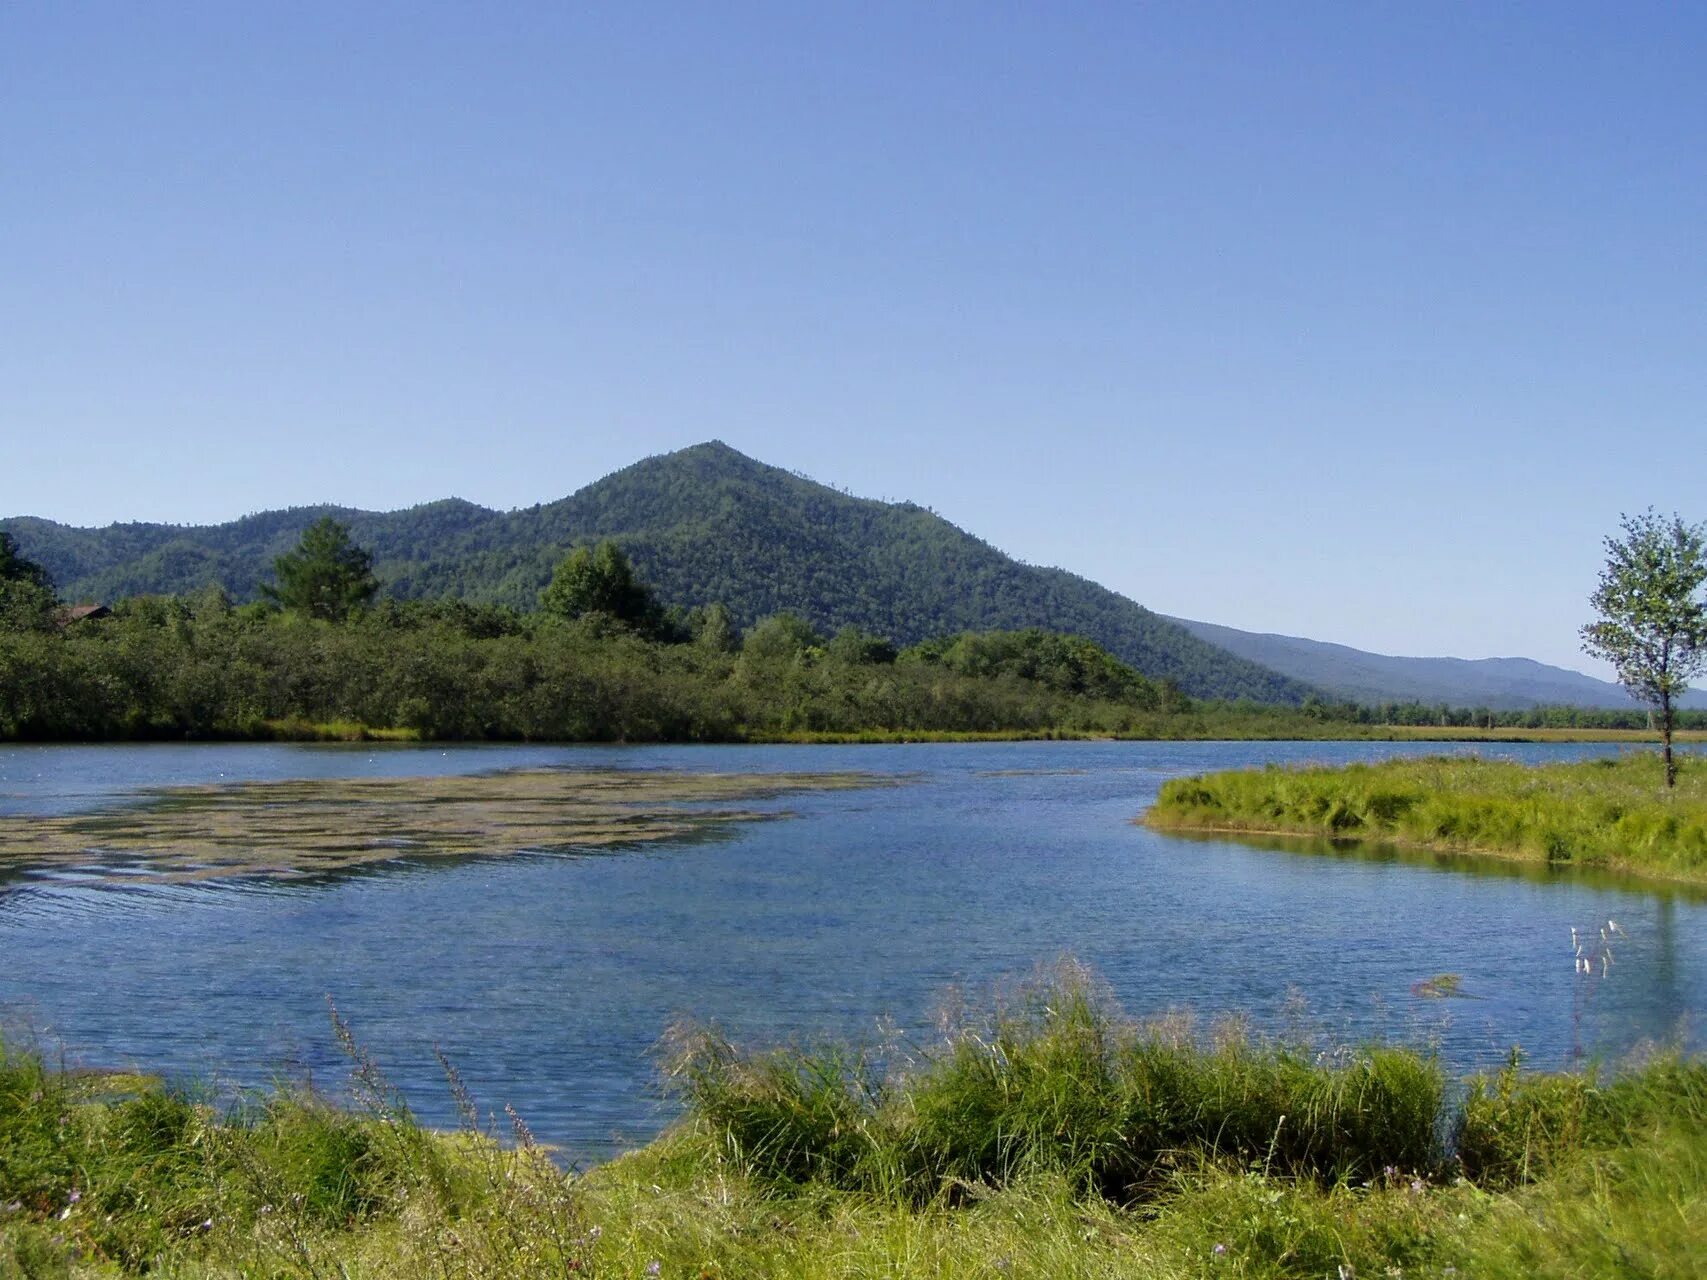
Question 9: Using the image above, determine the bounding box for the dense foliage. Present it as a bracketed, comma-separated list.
[0, 532, 56, 632]
[0, 592, 1205, 742]
[1, 442, 1312, 703]
[1148, 753, 1707, 883]
[538, 539, 667, 635]
[4, 587, 1703, 746]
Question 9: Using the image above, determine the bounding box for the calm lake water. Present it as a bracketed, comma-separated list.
[2, 740, 1702, 1161]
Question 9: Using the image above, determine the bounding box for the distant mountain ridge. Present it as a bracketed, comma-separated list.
[4, 442, 1312, 704]
[10, 441, 1693, 711]
[1169, 616, 1707, 712]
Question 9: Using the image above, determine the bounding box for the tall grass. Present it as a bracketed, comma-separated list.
[3, 966, 1704, 1277]
[666, 963, 1444, 1201]
[1147, 751, 1707, 883]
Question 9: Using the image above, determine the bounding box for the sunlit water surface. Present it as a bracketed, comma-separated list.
[2, 740, 1702, 1161]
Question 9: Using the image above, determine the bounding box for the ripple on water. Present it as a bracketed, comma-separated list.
[1, 739, 1702, 1161]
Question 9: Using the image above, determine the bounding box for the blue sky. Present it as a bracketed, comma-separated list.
[3, 3, 1702, 675]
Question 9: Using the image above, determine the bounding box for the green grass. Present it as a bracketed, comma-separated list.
[5, 965, 1705, 1277]
[1146, 751, 1707, 884]
[256, 717, 425, 742]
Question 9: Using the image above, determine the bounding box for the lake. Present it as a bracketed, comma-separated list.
[2, 739, 1702, 1162]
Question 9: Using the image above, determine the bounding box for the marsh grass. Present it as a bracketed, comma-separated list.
[3, 965, 1703, 1278]
[664, 962, 1445, 1203]
[1146, 751, 1707, 884]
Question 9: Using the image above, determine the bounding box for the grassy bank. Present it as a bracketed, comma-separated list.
[4, 967, 1703, 1278]
[1379, 724, 1707, 744]
[1146, 752, 1707, 884]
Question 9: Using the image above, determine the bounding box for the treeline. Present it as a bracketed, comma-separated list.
[5, 528, 1699, 743]
[0, 590, 1205, 742]
[1298, 694, 1707, 732]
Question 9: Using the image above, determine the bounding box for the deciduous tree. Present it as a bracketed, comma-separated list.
[1580, 510, 1707, 787]
[540, 541, 661, 633]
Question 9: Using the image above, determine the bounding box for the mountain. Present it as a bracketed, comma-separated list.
[4, 442, 1312, 704]
[1169, 616, 1707, 711]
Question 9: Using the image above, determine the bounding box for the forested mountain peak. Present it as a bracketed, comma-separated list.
[4, 443, 1312, 703]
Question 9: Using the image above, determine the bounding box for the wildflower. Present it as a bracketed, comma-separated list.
[67, 1189, 81, 1205]
[1409, 1178, 1425, 1195]
[1212, 1242, 1228, 1257]
[647, 1263, 662, 1277]
[1382, 1165, 1398, 1182]
[994, 1258, 1015, 1274]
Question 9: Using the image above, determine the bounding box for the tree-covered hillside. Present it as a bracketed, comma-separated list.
[5, 442, 1311, 703]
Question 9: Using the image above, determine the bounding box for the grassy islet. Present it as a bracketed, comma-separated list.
[1146, 751, 1707, 884]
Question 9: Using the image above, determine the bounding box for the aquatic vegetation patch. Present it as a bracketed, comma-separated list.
[0, 768, 890, 883]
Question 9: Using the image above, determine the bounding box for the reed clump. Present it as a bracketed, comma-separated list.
[665, 963, 1445, 1201]
[1147, 751, 1707, 883]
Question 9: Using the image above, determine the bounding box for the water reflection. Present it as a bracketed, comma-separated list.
[1160, 827, 1707, 900]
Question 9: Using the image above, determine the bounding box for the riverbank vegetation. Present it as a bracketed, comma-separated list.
[1147, 753, 1707, 884]
[6, 587, 1707, 745]
[6, 527, 1707, 745]
[3, 966, 1702, 1277]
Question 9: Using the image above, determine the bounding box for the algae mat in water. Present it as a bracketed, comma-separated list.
[0, 769, 890, 882]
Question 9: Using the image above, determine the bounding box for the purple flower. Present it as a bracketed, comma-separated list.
[1213, 1242, 1228, 1257]
[646, 1263, 661, 1278]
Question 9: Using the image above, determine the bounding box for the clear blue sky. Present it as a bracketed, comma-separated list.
[3, 3, 1702, 675]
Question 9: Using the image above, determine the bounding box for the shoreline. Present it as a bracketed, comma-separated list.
[4, 722, 1704, 746]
